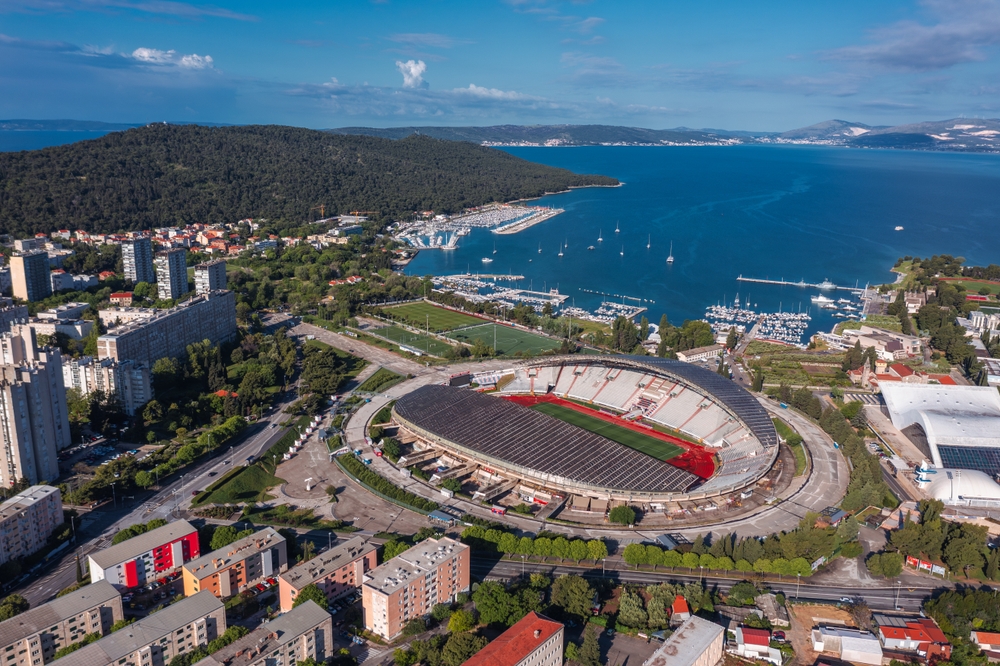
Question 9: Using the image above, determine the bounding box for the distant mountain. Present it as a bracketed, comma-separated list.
[327, 124, 744, 146]
[773, 118, 1000, 151]
[0, 119, 232, 131]
[776, 119, 885, 141]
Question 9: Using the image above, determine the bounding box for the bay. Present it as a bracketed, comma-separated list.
[0, 130, 117, 152]
[405, 145, 1000, 339]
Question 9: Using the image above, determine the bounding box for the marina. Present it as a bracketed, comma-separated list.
[394, 203, 564, 249]
[736, 275, 863, 293]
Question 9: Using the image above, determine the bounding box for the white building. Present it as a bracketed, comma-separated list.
[0, 485, 64, 566]
[122, 237, 155, 284]
[812, 626, 883, 665]
[62, 356, 152, 416]
[643, 616, 724, 666]
[155, 248, 189, 300]
[194, 259, 227, 295]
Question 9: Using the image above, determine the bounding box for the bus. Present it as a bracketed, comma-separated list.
[490, 505, 507, 516]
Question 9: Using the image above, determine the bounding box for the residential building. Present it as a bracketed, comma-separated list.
[878, 618, 952, 662]
[460, 612, 563, 666]
[0, 327, 71, 485]
[61, 356, 152, 416]
[642, 616, 724, 666]
[676, 344, 725, 363]
[278, 536, 377, 612]
[37, 303, 90, 321]
[670, 595, 691, 626]
[754, 594, 789, 627]
[190, 601, 333, 666]
[155, 249, 188, 300]
[0, 580, 122, 666]
[0, 486, 64, 567]
[10, 252, 52, 302]
[733, 627, 781, 666]
[842, 326, 922, 361]
[13, 239, 43, 253]
[49, 270, 73, 293]
[122, 238, 155, 285]
[0, 269, 11, 297]
[812, 626, 883, 665]
[362, 537, 470, 640]
[0, 301, 29, 334]
[51, 591, 225, 666]
[72, 275, 97, 290]
[26, 302, 94, 341]
[110, 292, 133, 306]
[984, 358, 1000, 388]
[96, 291, 237, 368]
[88, 519, 200, 589]
[194, 260, 227, 295]
[182, 528, 287, 599]
[971, 631, 1000, 657]
[97, 307, 157, 328]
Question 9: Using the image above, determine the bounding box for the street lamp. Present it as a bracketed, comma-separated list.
[796, 573, 801, 599]
[895, 580, 901, 609]
[602, 558, 607, 575]
[110, 482, 116, 509]
[521, 554, 526, 577]
[699, 565, 704, 584]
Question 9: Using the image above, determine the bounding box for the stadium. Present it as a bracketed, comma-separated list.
[392, 355, 780, 508]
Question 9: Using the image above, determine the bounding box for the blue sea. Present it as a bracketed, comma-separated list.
[0, 130, 117, 152]
[405, 145, 1000, 339]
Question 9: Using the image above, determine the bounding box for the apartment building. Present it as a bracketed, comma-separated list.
[842, 325, 922, 361]
[122, 238, 155, 285]
[0, 486, 64, 567]
[52, 591, 225, 666]
[190, 601, 333, 666]
[89, 520, 200, 589]
[0, 300, 29, 335]
[182, 528, 287, 600]
[0, 327, 71, 486]
[96, 291, 237, 368]
[362, 537, 470, 640]
[676, 344, 725, 363]
[62, 356, 152, 416]
[461, 612, 563, 666]
[193, 260, 227, 295]
[10, 252, 52, 303]
[278, 536, 377, 612]
[154, 249, 188, 301]
[0, 580, 122, 666]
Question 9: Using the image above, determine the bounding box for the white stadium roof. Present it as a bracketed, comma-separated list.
[921, 469, 1000, 506]
[881, 384, 1000, 469]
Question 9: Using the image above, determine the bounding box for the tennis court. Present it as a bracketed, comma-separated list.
[530, 402, 684, 461]
[447, 322, 561, 355]
[382, 301, 485, 332]
[372, 325, 454, 356]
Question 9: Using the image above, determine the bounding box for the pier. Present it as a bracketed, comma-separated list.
[736, 275, 862, 293]
[442, 273, 525, 281]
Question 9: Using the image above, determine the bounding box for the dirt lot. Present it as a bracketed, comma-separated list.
[788, 603, 855, 665]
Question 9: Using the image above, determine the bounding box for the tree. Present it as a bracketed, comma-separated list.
[383, 540, 411, 561]
[617, 588, 648, 628]
[75, 556, 84, 583]
[551, 575, 593, 619]
[447, 609, 476, 633]
[441, 632, 488, 666]
[608, 505, 636, 526]
[866, 552, 903, 578]
[726, 326, 739, 350]
[472, 581, 515, 626]
[431, 604, 453, 622]
[579, 626, 601, 666]
[210, 525, 254, 551]
[569, 539, 589, 562]
[0, 595, 29, 622]
[402, 618, 427, 636]
[292, 584, 327, 609]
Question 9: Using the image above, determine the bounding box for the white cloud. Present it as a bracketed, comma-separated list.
[454, 83, 531, 100]
[387, 33, 466, 49]
[130, 46, 214, 68]
[395, 59, 427, 88]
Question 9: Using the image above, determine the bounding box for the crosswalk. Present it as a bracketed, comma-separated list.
[844, 393, 882, 405]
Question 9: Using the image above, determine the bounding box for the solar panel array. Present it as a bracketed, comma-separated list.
[938, 445, 1000, 475]
[527, 355, 778, 449]
[394, 384, 699, 493]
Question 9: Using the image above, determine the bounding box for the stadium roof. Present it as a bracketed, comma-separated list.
[523, 355, 777, 448]
[394, 385, 699, 494]
[922, 469, 1000, 505]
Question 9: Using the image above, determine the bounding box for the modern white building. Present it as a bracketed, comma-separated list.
[122, 237, 155, 284]
[62, 356, 152, 416]
[88, 520, 200, 589]
[812, 626, 883, 665]
[643, 616, 724, 666]
[155, 248, 188, 300]
[194, 259, 227, 295]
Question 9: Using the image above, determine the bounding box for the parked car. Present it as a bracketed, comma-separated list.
[773, 631, 786, 643]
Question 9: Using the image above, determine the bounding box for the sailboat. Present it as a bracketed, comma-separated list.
[598, 229, 603, 242]
[666, 241, 674, 264]
[492, 241, 497, 255]
[538, 243, 542, 254]
[647, 234, 651, 249]
[615, 221, 620, 234]
[557, 243, 564, 257]
[620, 246, 624, 256]
[564, 238, 568, 249]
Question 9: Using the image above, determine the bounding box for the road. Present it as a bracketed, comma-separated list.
[472, 559, 934, 613]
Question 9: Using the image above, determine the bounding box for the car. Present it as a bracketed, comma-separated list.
[267, 577, 277, 586]
[208, 472, 217, 477]
[256, 583, 266, 592]
[606, 629, 615, 637]
[773, 631, 786, 642]
[191, 490, 200, 496]
[122, 594, 133, 602]
[840, 597, 853, 603]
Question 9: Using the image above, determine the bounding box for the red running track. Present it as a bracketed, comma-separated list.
[502, 393, 716, 479]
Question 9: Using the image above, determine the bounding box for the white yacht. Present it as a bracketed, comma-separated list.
[666, 241, 674, 264]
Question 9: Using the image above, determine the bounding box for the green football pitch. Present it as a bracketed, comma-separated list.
[382, 302, 485, 332]
[446, 322, 561, 355]
[530, 402, 684, 461]
[372, 325, 454, 356]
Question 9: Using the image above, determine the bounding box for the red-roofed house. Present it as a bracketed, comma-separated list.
[735, 627, 780, 664]
[670, 595, 691, 626]
[98, 270, 117, 281]
[460, 611, 563, 666]
[929, 375, 957, 385]
[971, 630, 1000, 658]
[878, 618, 951, 662]
[110, 292, 133, 306]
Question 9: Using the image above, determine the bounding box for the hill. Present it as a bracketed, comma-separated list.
[328, 124, 744, 146]
[776, 119, 885, 142]
[0, 124, 618, 237]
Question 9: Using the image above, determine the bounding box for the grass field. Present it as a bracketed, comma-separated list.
[530, 402, 683, 461]
[382, 301, 485, 332]
[940, 277, 1000, 295]
[447, 322, 561, 355]
[372, 325, 454, 356]
[358, 367, 405, 393]
[197, 464, 285, 505]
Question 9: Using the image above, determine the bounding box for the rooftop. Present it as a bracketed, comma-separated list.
[363, 537, 467, 596]
[880, 619, 948, 643]
[882, 384, 1000, 448]
[643, 616, 724, 666]
[190, 601, 330, 666]
[89, 520, 196, 570]
[54, 591, 223, 666]
[738, 627, 771, 646]
[0, 580, 119, 648]
[184, 528, 284, 581]
[279, 537, 376, 590]
[461, 612, 563, 666]
[0, 485, 59, 521]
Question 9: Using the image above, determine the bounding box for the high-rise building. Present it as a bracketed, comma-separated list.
[0, 579, 122, 666]
[155, 248, 188, 300]
[61, 356, 152, 416]
[0, 298, 29, 335]
[362, 537, 470, 640]
[96, 291, 237, 368]
[121, 238, 155, 284]
[0, 326, 71, 486]
[10, 251, 52, 302]
[0, 486, 64, 567]
[194, 259, 227, 294]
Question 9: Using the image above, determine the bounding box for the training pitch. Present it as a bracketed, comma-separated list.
[373, 325, 454, 356]
[530, 402, 684, 461]
[382, 302, 485, 332]
[446, 322, 561, 355]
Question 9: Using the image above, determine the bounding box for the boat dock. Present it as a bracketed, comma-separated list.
[442, 273, 525, 281]
[736, 275, 862, 293]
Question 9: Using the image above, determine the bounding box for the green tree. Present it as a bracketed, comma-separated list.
[75, 556, 84, 583]
[551, 575, 593, 620]
[472, 581, 514, 626]
[431, 604, 453, 622]
[579, 626, 601, 666]
[617, 588, 648, 628]
[447, 609, 476, 633]
[292, 584, 327, 609]
[587, 539, 608, 562]
[441, 632, 488, 666]
[608, 505, 636, 526]
[402, 618, 427, 636]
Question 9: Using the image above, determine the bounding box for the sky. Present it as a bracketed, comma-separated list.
[2, 0, 1000, 131]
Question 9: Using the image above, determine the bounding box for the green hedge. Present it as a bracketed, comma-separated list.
[338, 454, 439, 513]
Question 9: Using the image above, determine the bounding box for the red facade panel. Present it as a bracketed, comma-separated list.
[124, 559, 138, 588]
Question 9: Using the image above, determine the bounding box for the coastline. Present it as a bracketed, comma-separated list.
[493, 208, 565, 235]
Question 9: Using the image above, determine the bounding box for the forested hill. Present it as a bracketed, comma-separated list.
[0, 124, 618, 236]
